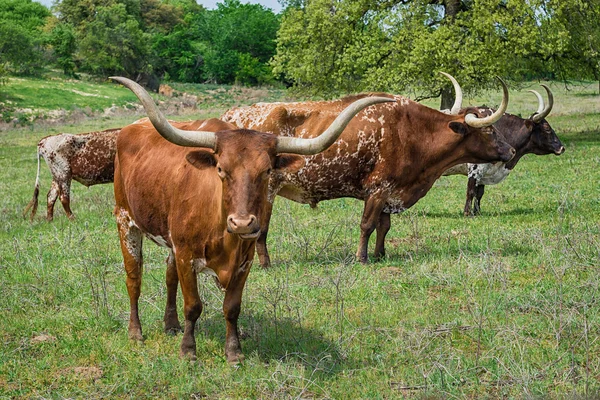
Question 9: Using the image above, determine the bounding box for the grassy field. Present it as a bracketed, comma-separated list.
[0, 78, 599, 399]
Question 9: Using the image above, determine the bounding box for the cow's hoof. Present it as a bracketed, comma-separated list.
[227, 352, 245, 366]
[164, 323, 183, 335]
[128, 330, 143, 342]
[180, 350, 197, 362]
[258, 254, 271, 269]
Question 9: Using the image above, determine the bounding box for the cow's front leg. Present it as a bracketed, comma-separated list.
[176, 254, 202, 360]
[464, 177, 477, 216]
[223, 259, 251, 364]
[356, 194, 387, 263]
[164, 251, 182, 334]
[473, 184, 485, 216]
[373, 212, 391, 260]
[116, 212, 144, 341]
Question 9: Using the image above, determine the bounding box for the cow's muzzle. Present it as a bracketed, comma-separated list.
[500, 146, 516, 162]
[554, 146, 565, 155]
[227, 215, 260, 239]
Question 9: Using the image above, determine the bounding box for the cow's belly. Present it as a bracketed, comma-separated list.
[469, 162, 511, 185]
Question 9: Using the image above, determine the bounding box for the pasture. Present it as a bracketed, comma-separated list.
[1, 79, 599, 398]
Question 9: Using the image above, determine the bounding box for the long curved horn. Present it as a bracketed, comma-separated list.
[276, 96, 395, 155]
[528, 89, 544, 115]
[464, 77, 509, 128]
[439, 71, 463, 115]
[531, 84, 553, 122]
[110, 77, 217, 149]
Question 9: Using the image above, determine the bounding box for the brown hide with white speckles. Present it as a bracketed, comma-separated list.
[221, 93, 515, 264]
[23, 128, 120, 221]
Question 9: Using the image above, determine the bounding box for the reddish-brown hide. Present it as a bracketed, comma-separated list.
[222, 93, 516, 265]
[23, 128, 120, 221]
[112, 75, 392, 363]
[114, 118, 307, 363]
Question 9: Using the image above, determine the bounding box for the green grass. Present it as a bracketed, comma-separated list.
[0, 80, 599, 399]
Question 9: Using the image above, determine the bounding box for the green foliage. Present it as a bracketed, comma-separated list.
[48, 22, 77, 77]
[0, 0, 49, 76]
[76, 3, 151, 77]
[184, 0, 280, 85]
[272, 0, 600, 100]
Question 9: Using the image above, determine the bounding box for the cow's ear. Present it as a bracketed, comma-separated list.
[186, 150, 217, 169]
[275, 154, 304, 173]
[449, 122, 468, 135]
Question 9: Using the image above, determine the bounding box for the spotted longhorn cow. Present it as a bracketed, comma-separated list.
[23, 128, 120, 221]
[221, 75, 516, 265]
[110, 77, 393, 362]
[442, 84, 565, 216]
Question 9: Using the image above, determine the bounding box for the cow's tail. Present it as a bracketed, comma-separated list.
[22, 150, 42, 221]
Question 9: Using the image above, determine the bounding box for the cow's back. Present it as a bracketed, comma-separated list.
[70, 129, 120, 186]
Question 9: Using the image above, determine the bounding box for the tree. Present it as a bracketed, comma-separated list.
[48, 22, 77, 77]
[190, 0, 280, 84]
[0, 0, 49, 75]
[272, 0, 557, 106]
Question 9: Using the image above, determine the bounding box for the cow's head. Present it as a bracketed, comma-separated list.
[440, 73, 515, 163]
[526, 85, 565, 156]
[112, 77, 393, 240]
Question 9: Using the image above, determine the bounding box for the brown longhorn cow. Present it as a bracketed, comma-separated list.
[111, 77, 393, 363]
[23, 128, 120, 221]
[442, 84, 565, 215]
[221, 75, 516, 265]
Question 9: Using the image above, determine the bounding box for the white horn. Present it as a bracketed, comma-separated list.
[439, 71, 463, 115]
[528, 89, 545, 115]
[111, 77, 216, 149]
[531, 84, 553, 122]
[464, 77, 509, 128]
[276, 96, 395, 155]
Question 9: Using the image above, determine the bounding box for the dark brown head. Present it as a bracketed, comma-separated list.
[447, 108, 516, 163]
[527, 85, 564, 156]
[111, 76, 395, 240]
[435, 73, 515, 163]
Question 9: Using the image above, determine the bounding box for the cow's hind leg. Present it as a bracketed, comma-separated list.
[58, 179, 74, 220]
[464, 177, 477, 217]
[373, 212, 391, 260]
[223, 259, 251, 364]
[116, 211, 144, 341]
[46, 181, 60, 221]
[473, 184, 485, 216]
[256, 203, 274, 269]
[356, 195, 387, 263]
[176, 252, 202, 360]
[164, 251, 182, 334]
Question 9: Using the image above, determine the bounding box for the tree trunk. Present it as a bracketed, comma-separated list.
[444, 0, 461, 21]
[440, 0, 462, 110]
[440, 87, 454, 111]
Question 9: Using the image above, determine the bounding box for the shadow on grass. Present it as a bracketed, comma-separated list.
[199, 311, 349, 375]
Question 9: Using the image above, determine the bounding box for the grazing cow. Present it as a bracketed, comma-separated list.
[23, 128, 120, 221]
[221, 75, 516, 265]
[111, 77, 392, 362]
[442, 84, 565, 216]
